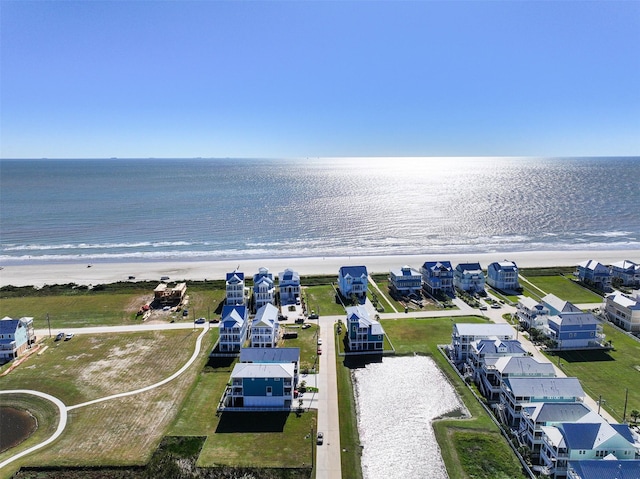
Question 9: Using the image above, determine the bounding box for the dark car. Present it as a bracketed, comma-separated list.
[316, 432, 324, 445]
[195, 317, 206, 324]
[308, 311, 319, 319]
[55, 332, 64, 341]
[183, 309, 189, 316]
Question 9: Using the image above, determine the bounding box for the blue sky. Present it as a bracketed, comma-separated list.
[1, 1, 639, 158]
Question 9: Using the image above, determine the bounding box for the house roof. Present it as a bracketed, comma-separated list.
[518, 296, 542, 309]
[253, 303, 279, 327]
[0, 317, 21, 334]
[423, 261, 453, 271]
[492, 356, 556, 376]
[611, 259, 639, 270]
[504, 377, 585, 399]
[547, 311, 599, 328]
[339, 265, 368, 278]
[454, 323, 516, 338]
[455, 262, 483, 273]
[346, 305, 384, 335]
[542, 293, 581, 314]
[567, 459, 640, 479]
[226, 270, 244, 282]
[254, 275, 274, 287]
[558, 416, 635, 451]
[472, 339, 526, 355]
[578, 259, 609, 271]
[220, 305, 247, 327]
[231, 362, 295, 379]
[489, 260, 518, 271]
[606, 292, 640, 309]
[521, 402, 591, 424]
[240, 347, 300, 364]
[278, 268, 299, 282]
[391, 265, 421, 277]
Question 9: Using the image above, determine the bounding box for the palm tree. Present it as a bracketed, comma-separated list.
[630, 409, 640, 425]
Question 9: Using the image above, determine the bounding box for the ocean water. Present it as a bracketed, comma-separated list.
[0, 157, 638, 264]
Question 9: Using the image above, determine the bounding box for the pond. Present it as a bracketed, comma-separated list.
[352, 355, 466, 479]
[0, 405, 37, 453]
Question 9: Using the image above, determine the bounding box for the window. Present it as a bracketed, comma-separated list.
[266, 386, 272, 396]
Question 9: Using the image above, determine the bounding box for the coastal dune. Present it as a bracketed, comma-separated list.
[1, 250, 639, 287]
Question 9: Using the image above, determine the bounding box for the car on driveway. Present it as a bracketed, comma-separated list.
[55, 332, 64, 341]
[65, 333, 74, 341]
[316, 432, 324, 445]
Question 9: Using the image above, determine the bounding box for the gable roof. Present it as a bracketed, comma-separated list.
[253, 303, 279, 327]
[279, 268, 300, 282]
[522, 402, 591, 424]
[423, 260, 453, 272]
[606, 292, 640, 309]
[231, 362, 295, 379]
[492, 356, 556, 376]
[455, 262, 483, 273]
[220, 305, 247, 328]
[542, 293, 581, 314]
[548, 311, 599, 328]
[472, 339, 526, 355]
[567, 460, 640, 479]
[226, 270, 244, 282]
[0, 317, 21, 335]
[339, 265, 368, 278]
[504, 377, 585, 399]
[240, 347, 300, 364]
[346, 305, 384, 335]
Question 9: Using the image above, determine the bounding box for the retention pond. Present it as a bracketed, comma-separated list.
[0, 405, 37, 453]
[352, 355, 466, 479]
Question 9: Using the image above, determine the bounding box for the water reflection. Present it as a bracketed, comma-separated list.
[352, 356, 464, 479]
[0, 406, 37, 452]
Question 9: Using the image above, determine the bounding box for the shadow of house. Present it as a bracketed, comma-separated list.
[215, 412, 289, 433]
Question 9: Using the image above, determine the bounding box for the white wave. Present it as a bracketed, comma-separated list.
[583, 231, 633, 238]
[2, 241, 197, 252]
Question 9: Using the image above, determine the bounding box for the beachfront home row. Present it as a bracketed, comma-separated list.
[421, 261, 455, 296]
[253, 267, 276, 311]
[0, 316, 36, 364]
[610, 259, 640, 288]
[575, 260, 612, 292]
[451, 322, 517, 365]
[220, 347, 300, 410]
[389, 265, 422, 296]
[217, 303, 280, 353]
[486, 260, 520, 292]
[338, 265, 369, 304]
[603, 291, 640, 333]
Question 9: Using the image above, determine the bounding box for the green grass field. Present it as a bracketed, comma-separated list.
[303, 284, 345, 316]
[519, 274, 602, 303]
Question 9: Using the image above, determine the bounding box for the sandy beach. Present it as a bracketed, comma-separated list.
[1, 250, 639, 288]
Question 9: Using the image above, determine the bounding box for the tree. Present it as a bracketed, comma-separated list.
[630, 409, 640, 425]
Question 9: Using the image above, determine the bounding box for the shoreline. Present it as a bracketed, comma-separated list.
[1, 249, 639, 288]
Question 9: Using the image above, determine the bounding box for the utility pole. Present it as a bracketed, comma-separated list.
[623, 388, 629, 423]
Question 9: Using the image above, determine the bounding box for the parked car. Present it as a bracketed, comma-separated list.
[491, 303, 501, 309]
[479, 305, 488, 311]
[308, 311, 319, 319]
[65, 333, 74, 341]
[317, 338, 323, 345]
[317, 347, 322, 355]
[195, 317, 206, 324]
[316, 432, 324, 445]
[55, 332, 64, 341]
[183, 309, 189, 316]
[302, 324, 311, 329]
[295, 317, 305, 324]
[209, 319, 220, 324]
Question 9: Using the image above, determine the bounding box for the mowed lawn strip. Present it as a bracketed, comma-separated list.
[543, 323, 640, 422]
[1, 329, 216, 470]
[519, 274, 602, 304]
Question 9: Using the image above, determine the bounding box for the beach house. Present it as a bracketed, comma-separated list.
[345, 304, 385, 352]
[542, 294, 583, 315]
[253, 267, 275, 312]
[0, 316, 35, 363]
[451, 322, 517, 365]
[576, 260, 612, 292]
[218, 305, 249, 353]
[603, 291, 640, 333]
[278, 268, 300, 305]
[467, 338, 528, 394]
[224, 362, 295, 410]
[250, 303, 280, 348]
[545, 312, 605, 350]
[539, 413, 639, 478]
[389, 265, 422, 296]
[486, 260, 520, 292]
[610, 259, 640, 288]
[500, 377, 585, 427]
[226, 270, 246, 306]
[453, 262, 485, 293]
[476, 354, 556, 403]
[239, 347, 300, 386]
[421, 261, 455, 296]
[338, 265, 368, 304]
[517, 297, 550, 330]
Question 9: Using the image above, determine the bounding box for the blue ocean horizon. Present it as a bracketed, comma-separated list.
[1, 157, 639, 265]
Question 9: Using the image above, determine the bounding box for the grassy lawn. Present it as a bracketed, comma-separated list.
[543, 323, 640, 422]
[0, 329, 216, 473]
[519, 274, 602, 304]
[337, 316, 525, 479]
[303, 284, 345, 316]
[171, 356, 317, 470]
[279, 323, 321, 372]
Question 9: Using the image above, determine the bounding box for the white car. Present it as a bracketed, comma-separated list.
[317, 338, 323, 345]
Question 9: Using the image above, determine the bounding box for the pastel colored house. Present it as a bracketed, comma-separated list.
[253, 267, 275, 312]
[225, 362, 295, 409]
[251, 303, 280, 348]
[517, 296, 550, 330]
[225, 270, 246, 306]
[500, 377, 585, 427]
[486, 260, 520, 291]
[338, 266, 368, 304]
[519, 402, 592, 460]
[453, 262, 485, 293]
[540, 412, 640, 478]
[218, 305, 249, 353]
[451, 322, 517, 365]
[610, 259, 640, 287]
[0, 316, 35, 363]
[467, 338, 528, 387]
[477, 355, 556, 403]
[421, 261, 455, 296]
[278, 268, 300, 305]
[545, 312, 605, 350]
[389, 265, 422, 296]
[603, 291, 640, 333]
[542, 294, 583, 315]
[576, 260, 612, 292]
[345, 305, 384, 352]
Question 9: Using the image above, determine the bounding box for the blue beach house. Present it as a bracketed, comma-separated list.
[278, 268, 300, 305]
[338, 266, 368, 304]
[226, 362, 295, 409]
[251, 303, 280, 348]
[486, 260, 520, 291]
[545, 312, 604, 350]
[453, 262, 485, 293]
[389, 265, 422, 296]
[610, 259, 640, 287]
[225, 270, 246, 306]
[421, 261, 454, 296]
[218, 305, 249, 353]
[576, 260, 612, 292]
[253, 267, 275, 312]
[0, 316, 35, 364]
[345, 305, 384, 352]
